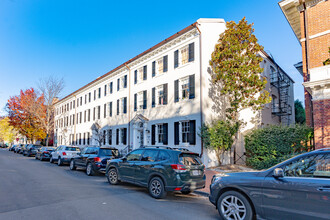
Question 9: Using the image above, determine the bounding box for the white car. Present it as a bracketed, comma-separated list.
[50, 145, 81, 166]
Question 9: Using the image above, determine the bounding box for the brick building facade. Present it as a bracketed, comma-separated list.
[280, 0, 330, 149]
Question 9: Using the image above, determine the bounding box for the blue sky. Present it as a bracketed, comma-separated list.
[0, 0, 303, 115]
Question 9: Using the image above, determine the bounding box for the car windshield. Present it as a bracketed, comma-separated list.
[179, 153, 202, 166]
[65, 147, 80, 151]
[99, 149, 118, 157]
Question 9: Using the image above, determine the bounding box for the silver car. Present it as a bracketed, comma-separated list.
[50, 145, 81, 166]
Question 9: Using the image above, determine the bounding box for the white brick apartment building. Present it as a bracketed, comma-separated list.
[54, 18, 295, 167]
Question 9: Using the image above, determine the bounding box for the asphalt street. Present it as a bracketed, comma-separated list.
[0, 148, 219, 220]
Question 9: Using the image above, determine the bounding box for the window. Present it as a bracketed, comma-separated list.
[109, 82, 113, 94]
[283, 153, 330, 178]
[103, 130, 106, 145]
[83, 133, 86, 145]
[157, 151, 170, 161]
[188, 42, 194, 62]
[137, 91, 147, 110]
[121, 128, 127, 145]
[175, 75, 195, 102]
[141, 150, 158, 162]
[272, 95, 278, 113]
[157, 85, 164, 105]
[122, 97, 127, 114]
[109, 102, 112, 117]
[181, 46, 188, 65]
[157, 124, 164, 143]
[157, 59, 163, 74]
[127, 149, 144, 161]
[108, 129, 112, 145]
[181, 77, 189, 100]
[123, 75, 127, 88]
[181, 121, 189, 143]
[87, 132, 90, 145]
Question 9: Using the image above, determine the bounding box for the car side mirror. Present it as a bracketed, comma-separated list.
[273, 168, 284, 178]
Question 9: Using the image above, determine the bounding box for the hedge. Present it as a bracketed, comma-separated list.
[245, 124, 313, 170]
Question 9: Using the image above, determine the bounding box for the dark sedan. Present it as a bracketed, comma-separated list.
[209, 149, 330, 220]
[70, 146, 119, 176]
[23, 144, 42, 157]
[35, 147, 55, 161]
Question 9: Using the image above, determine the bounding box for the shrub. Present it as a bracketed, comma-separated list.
[245, 124, 313, 170]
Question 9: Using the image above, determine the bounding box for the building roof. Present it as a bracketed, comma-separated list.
[56, 22, 198, 104]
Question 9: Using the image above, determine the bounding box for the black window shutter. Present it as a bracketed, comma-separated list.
[152, 88, 155, 108]
[109, 130, 112, 145]
[124, 75, 127, 88]
[134, 94, 137, 111]
[116, 129, 119, 145]
[189, 74, 195, 99]
[110, 82, 113, 94]
[163, 84, 168, 105]
[117, 78, 120, 91]
[98, 106, 100, 119]
[104, 85, 107, 96]
[151, 125, 155, 145]
[143, 65, 147, 80]
[134, 70, 137, 84]
[143, 90, 147, 109]
[189, 120, 196, 145]
[189, 42, 195, 62]
[123, 128, 127, 145]
[174, 122, 179, 145]
[163, 55, 168, 72]
[123, 97, 127, 114]
[163, 123, 168, 145]
[117, 99, 119, 115]
[104, 104, 106, 118]
[174, 80, 179, 102]
[174, 50, 179, 68]
[110, 102, 112, 117]
[152, 61, 156, 77]
[93, 107, 95, 120]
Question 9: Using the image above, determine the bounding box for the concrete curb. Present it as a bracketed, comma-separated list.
[194, 190, 209, 197]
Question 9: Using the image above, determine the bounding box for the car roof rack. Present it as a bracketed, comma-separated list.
[172, 148, 190, 152]
[140, 146, 173, 150]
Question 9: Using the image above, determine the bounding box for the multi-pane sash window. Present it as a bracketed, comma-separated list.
[157, 124, 164, 143]
[181, 77, 189, 100]
[181, 121, 190, 143]
[181, 46, 188, 65]
[157, 59, 163, 74]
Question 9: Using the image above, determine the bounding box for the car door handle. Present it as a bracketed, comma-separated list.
[317, 186, 330, 192]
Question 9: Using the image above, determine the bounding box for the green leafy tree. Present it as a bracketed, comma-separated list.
[210, 17, 271, 123]
[323, 47, 330, 66]
[294, 99, 306, 124]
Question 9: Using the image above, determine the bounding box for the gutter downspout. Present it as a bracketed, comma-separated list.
[196, 24, 204, 157]
[124, 63, 131, 151]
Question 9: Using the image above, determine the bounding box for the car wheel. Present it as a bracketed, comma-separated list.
[107, 168, 119, 185]
[181, 190, 192, 195]
[70, 160, 76, 170]
[57, 157, 63, 166]
[50, 157, 53, 163]
[86, 163, 94, 176]
[217, 191, 253, 220]
[148, 177, 166, 199]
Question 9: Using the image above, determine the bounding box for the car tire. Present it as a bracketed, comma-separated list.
[181, 190, 192, 195]
[217, 190, 253, 220]
[86, 163, 94, 176]
[50, 156, 53, 163]
[148, 177, 166, 199]
[107, 168, 119, 185]
[57, 157, 63, 166]
[70, 160, 76, 170]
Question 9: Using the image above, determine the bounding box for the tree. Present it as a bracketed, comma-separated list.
[294, 99, 306, 124]
[323, 47, 330, 66]
[204, 17, 271, 163]
[0, 117, 16, 143]
[38, 76, 64, 146]
[6, 88, 46, 142]
[91, 121, 105, 147]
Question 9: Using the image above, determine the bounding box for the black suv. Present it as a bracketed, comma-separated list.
[106, 147, 205, 199]
[70, 146, 119, 176]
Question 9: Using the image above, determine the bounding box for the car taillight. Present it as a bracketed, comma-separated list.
[94, 157, 101, 162]
[171, 164, 186, 173]
[62, 152, 67, 156]
[43, 151, 49, 154]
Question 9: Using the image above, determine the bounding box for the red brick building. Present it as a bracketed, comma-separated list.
[279, 0, 329, 149]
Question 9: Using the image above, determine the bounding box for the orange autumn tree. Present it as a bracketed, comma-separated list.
[6, 88, 47, 142]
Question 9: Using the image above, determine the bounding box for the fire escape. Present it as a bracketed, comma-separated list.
[270, 67, 292, 125]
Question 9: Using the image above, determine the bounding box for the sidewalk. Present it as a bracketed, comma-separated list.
[195, 169, 221, 196]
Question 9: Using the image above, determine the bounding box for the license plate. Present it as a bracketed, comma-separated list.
[191, 170, 200, 176]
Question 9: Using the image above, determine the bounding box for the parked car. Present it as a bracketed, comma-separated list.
[9, 145, 16, 151]
[13, 144, 23, 153]
[70, 146, 119, 176]
[50, 145, 81, 166]
[106, 147, 205, 199]
[23, 144, 42, 157]
[35, 147, 55, 161]
[16, 144, 26, 154]
[209, 149, 330, 220]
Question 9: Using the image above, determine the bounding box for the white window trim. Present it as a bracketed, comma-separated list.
[179, 76, 190, 101]
[179, 121, 190, 146]
[156, 123, 164, 145]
